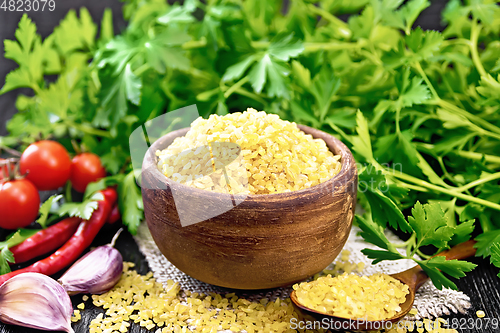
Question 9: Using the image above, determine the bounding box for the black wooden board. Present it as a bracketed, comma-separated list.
[0, 221, 499, 333]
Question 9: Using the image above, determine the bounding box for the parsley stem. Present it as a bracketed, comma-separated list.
[387, 170, 500, 211]
[469, 20, 487, 77]
[409, 243, 418, 259]
[182, 38, 207, 49]
[393, 181, 429, 193]
[326, 120, 352, 144]
[417, 59, 500, 136]
[31, 84, 42, 95]
[478, 129, 500, 141]
[134, 64, 150, 77]
[249, 40, 361, 52]
[395, 108, 401, 134]
[65, 181, 72, 204]
[359, 50, 382, 66]
[66, 121, 112, 138]
[303, 41, 361, 52]
[479, 213, 494, 233]
[435, 99, 500, 136]
[455, 172, 500, 192]
[224, 76, 249, 99]
[250, 41, 270, 49]
[394, 233, 416, 248]
[233, 87, 267, 106]
[414, 61, 439, 99]
[306, 4, 352, 39]
[440, 38, 470, 47]
[450, 149, 500, 164]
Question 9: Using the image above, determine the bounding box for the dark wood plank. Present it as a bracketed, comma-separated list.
[445, 256, 500, 333]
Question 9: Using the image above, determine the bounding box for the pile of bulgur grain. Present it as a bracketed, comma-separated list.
[156, 108, 341, 195]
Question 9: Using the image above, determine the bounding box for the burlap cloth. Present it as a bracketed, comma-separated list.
[133, 222, 471, 323]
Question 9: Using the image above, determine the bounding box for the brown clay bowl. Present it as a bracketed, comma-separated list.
[141, 124, 357, 290]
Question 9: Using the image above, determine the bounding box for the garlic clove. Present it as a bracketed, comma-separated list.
[58, 245, 123, 295]
[0, 272, 74, 333]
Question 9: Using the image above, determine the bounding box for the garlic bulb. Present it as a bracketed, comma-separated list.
[59, 229, 123, 295]
[0, 272, 74, 333]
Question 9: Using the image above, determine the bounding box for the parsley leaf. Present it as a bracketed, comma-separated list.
[374, 68, 430, 112]
[53, 8, 97, 54]
[222, 33, 303, 97]
[405, 28, 442, 60]
[475, 229, 500, 258]
[0, 248, 14, 275]
[362, 249, 405, 264]
[450, 219, 475, 246]
[1, 14, 43, 93]
[351, 110, 374, 162]
[490, 243, 500, 278]
[146, 27, 191, 73]
[84, 174, 124, 199]
[37, 195, 63, 228]
[309, 65, 341, 121]
[0, 229, 39, 274]
[418, 257, 477, 290]
[359, 167, 412, 232]
[408, 202, 455, 249]
[355, 215, 398, 252]
[94, 64, 142, 129]
[0, 68, 33, 94]
[58, 192, 104, 220]
[1, 229, 39, 249]
[118, 171, 144, 235]
[469, 0, 500, 26]
[156, 0, 196, 25]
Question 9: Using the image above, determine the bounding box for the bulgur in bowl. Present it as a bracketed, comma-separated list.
[141, 109, 357, 289]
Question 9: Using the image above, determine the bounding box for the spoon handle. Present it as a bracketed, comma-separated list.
[434, 240, 477, 260]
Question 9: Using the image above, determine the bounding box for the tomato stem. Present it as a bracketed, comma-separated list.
[0, 145, 21, 157]
[71, 140, 82, 155]
[0, 158, 20, 181]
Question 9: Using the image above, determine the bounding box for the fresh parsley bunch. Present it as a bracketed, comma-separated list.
[1, 0, 500, 289]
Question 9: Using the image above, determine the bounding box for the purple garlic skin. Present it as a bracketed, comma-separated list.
[0, 272, 74, 333]
[58, 244, 123, 295]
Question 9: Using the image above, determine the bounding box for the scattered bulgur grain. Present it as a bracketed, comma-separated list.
[71, 309, 81, 323]
[86, 262, 462, 333]
[476, 310, 486, 318]
[89, 262, 300, 333]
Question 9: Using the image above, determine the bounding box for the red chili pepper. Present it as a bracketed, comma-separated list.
[9, 217, 81, 264]
[107, 205, 121, 224]
[0, 188, 117, 285]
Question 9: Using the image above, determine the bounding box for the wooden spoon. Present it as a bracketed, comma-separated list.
[290, 240, 477, 331]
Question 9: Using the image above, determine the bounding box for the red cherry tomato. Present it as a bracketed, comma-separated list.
[0, 178, 40, 229]
[20, 140, 71, 191]
[70, 153, 106, 193]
